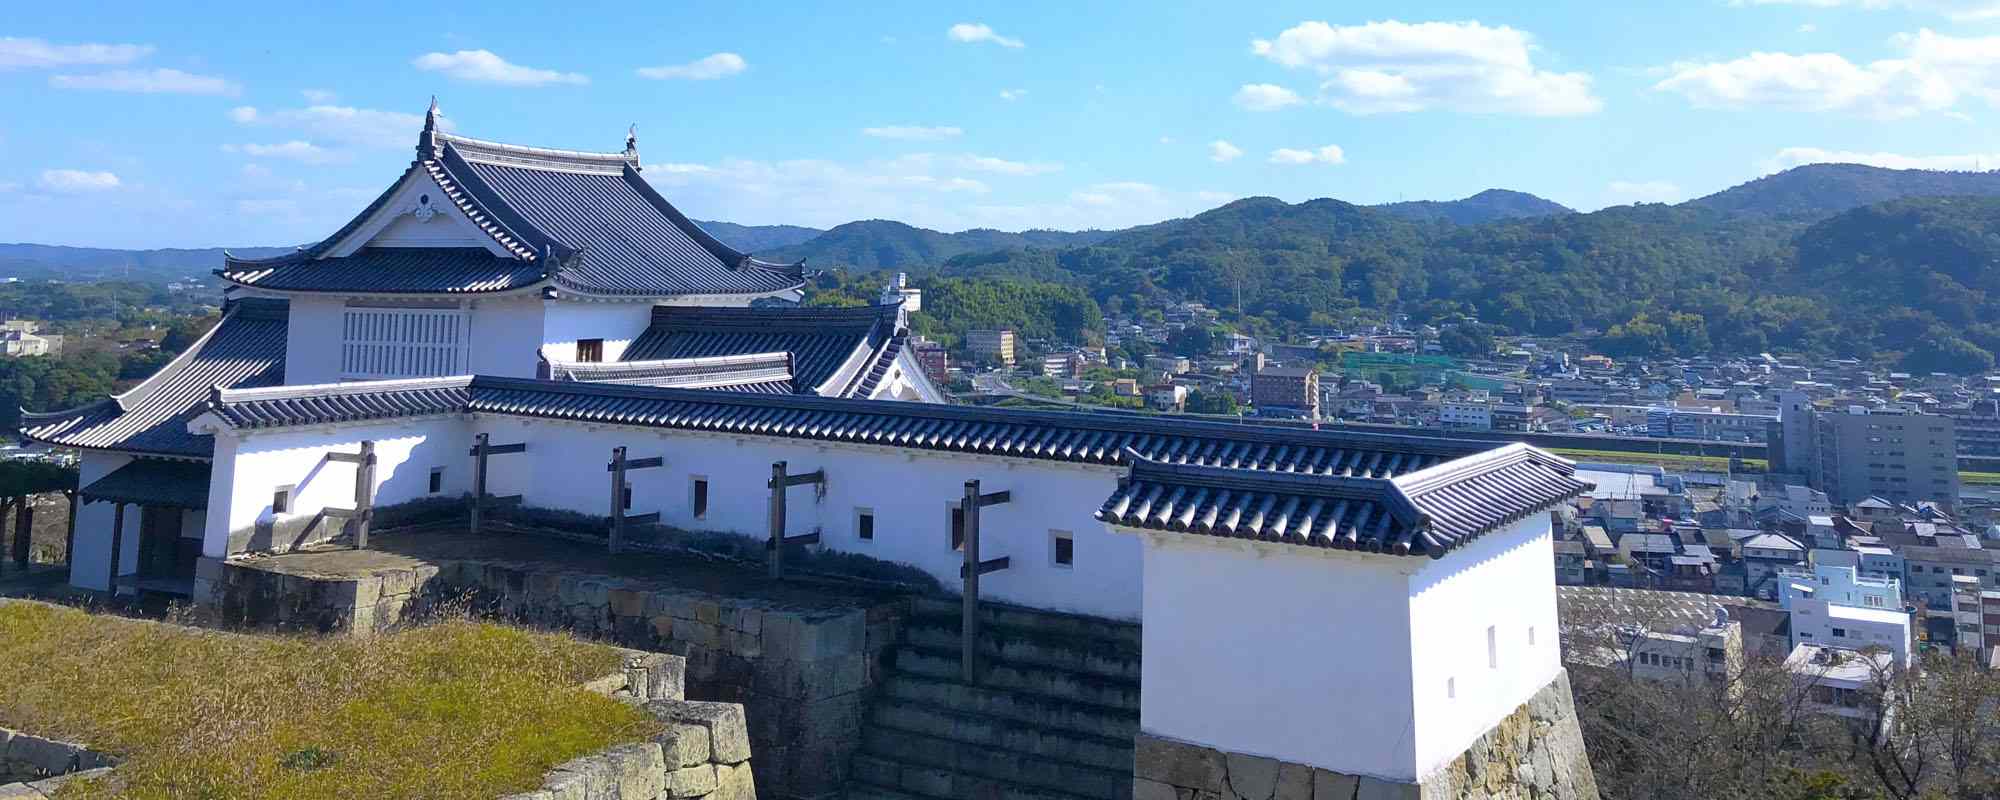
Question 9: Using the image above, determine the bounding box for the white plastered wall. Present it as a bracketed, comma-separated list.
[1130, 513, 1559, 784]
[540, 301, 655, 363]
[67, 450, 138, 591]
[284, 295, 546, 385]
[1404, 515, 1560, 780]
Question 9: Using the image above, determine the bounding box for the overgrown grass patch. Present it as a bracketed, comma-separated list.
[0, 601, 659, 799]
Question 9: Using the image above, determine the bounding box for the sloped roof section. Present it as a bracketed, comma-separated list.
[1097, 443, 1588, 558]
[622, 303, 906, 397]
[206, 375, 1492, 475]
[82, 458, 212, 508]
[547, 351, 795, 394]
[219, 248, 547, 294]
[217, 108, 804, 299]
[21, 299, 288, 457]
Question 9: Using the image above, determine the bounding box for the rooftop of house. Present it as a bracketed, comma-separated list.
[217, 104, 803, 299]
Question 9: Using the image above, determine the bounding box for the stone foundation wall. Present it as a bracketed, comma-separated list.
[203, 553, 904, 799]
[0, 728, 117, 798]
[1132, 672, 1598, 800]
[508, 699, 756, 800]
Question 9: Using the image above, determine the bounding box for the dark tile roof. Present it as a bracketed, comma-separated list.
[205, 375, 1498, 474]
[443, 137, 801, 297]
[21, 299, 288, 457]
[218, 248, 548, 294]
[623, 303, 905, 397]
[1096, 444, 1588, 558]
[218, 116, 804, 299]
[547, 351, 795, 394]
[81, 458, 212, 508]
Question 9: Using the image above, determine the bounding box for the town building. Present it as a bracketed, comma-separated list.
[966, 329, 1015, 366]
[1785, 644, 1892, 725]
[1438, 398, 1493, 431]
[1251, 365, 1320, 419]
[1792, 406, 1960, 512]
[909, 337, 948, 385]
[0, 320, 57, 357]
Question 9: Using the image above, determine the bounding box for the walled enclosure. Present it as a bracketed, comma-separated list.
[202, 541, 902, 800]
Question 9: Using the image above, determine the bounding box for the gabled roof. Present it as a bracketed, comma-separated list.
[622, 303, 911, 398]
[202, 374, 1497, 474]
[218, 105, 804, 299]
[1096, 443, 1589, 558]
[81, 458, 212, 508]
[20, 299, 288, 457]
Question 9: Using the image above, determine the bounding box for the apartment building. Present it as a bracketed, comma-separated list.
[1798, 407, 1959, 512]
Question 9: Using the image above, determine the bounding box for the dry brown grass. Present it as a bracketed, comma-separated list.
[0, 601, 659, 799]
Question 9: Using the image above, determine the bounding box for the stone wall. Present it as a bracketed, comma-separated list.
[204, 550, 905, 799]
[0, 728, 116, 798]
[1132, 672, 1599, 800]
[507, 698, 757, 800]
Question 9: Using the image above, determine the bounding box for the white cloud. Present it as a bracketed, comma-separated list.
[1268, 145, 1346, 165]
[1763, 146, 2000, 172]
[636, 52, 747, 80]
[1654, 29, 2000, 118]
[1798, 23, 1819, 32]
[862, 125, 964, 140]
[1731, 0, 2000, 21]
[411, 50, 587, 86]
[955, 155, 1061, 175]
[1250, 20, 1600, 115]
[641, 159, 1213, 232]
[0, 37, 151, 69]
[234, 105, 435, 150]
[37, 169, 121, 193]
[301, 88, 337, 104]
[1233, 83, 1302, 111]
[1606, 180, 1685, 203]
[947, 23, 1025, 48]
[999, 88, 1027, 101]
[1209, 140, 1245, 162]
[50, 68, 236, 95]
[222, 141, 337, 163]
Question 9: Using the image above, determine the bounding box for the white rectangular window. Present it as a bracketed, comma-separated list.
[1487, 625, 1498, 669]
[855, 508, 875, 542]
[272, 485, 294, 514]
[1051, 531, 1074, 568]
[341, 307, 468, 379]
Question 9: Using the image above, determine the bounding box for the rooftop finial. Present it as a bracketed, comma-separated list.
[624, 123, 640, 168]
[417, 96, 441, 157]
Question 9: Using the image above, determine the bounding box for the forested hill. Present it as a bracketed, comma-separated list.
[1373, 189, 1573, 225]
[759, 220, 1120, 269]
[691, 220, 822, 251]
[917, 191, 2000, 371]
[0, 244, 294, 282]
[1688, 163, 2000, 218]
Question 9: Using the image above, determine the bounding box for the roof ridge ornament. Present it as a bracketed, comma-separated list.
[418, 96, 442, 158]
[624, 123, 640, 169]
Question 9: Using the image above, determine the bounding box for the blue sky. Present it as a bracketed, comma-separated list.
[3, 0, 1999, 248]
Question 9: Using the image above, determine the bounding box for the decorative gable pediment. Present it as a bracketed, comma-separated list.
[327, 169, 514, 257]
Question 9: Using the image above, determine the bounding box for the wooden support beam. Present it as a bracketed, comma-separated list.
[770, 470, 826, 489]
[958, 556, 1010, 578]
[608, 447, 629, 554]
[350, 441, 376, 550]
[107, 502, 125, 593]
[10, 496, 29, 568]
[768, 461, 787, 580]
[470, 433, 489, 535]
[63, 490, 77, 568]
[962, 480, 983, 683]
[467, 442, 528, 456]
[620, 512, 662, 526]
[607, 456, 664, 471]
[974, 490, 1012, 508]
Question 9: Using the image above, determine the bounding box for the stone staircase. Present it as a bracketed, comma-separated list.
[846, 596, 1141, 800]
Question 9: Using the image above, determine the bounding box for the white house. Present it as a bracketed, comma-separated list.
[23, 106, 941, 594]
[22, 107, 1598, 797]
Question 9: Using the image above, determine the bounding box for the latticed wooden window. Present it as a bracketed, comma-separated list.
[341, 308, 469, 379]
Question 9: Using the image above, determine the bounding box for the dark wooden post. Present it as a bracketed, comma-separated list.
[14, 496, 34, 567]
[353, 441, 376, 550]
[0, 498, 14, 570]
[63, 490, 78, 567]
[769, 461, 787, 579]
[609, 446, 629, 553]
[107, 502, 126, 592]
[962, 480, 982, 683]
[470, 432, 490, 535]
